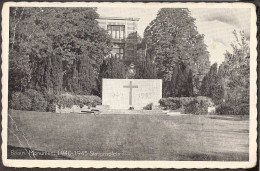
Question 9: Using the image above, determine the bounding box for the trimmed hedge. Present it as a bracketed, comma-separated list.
[159, 97, 181, 110]
[56, 93, 101, 109]
[9, 90, 101, 112]
[159, 96, 213, 114]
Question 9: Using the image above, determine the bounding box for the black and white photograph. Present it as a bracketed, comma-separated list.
[1, 2, 257, 169]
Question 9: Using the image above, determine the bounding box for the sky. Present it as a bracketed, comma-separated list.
[97, 7, 251, 65]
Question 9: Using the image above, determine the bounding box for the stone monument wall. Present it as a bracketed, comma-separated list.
[102, 79, 162, 109]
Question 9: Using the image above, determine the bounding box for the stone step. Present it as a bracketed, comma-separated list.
[91, 109, 99, 112]
[80, 111, 95, 114]
[100, 109, 165, 115]
[95, 105, 110, 111]
[56, 105, 108, 114]
[152, 105, 163, 110]
[162, 110, 170, 113]
[167, 111, 182, 115]
[166, 111, 193, 116]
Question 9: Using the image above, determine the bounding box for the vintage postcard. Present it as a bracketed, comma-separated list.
[1, 2, 257, 168]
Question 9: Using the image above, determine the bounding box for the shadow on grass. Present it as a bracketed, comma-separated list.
[7, 145, 72, 160]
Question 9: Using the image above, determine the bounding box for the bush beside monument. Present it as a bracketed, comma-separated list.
[159, 96, 214, 115]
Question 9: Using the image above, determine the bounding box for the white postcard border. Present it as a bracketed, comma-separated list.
[1, 2, 257, 168]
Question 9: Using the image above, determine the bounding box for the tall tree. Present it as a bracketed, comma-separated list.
[125, 32, 139, 61]
[99, 57, 127, 79]
[97, 57, 127, 96]
[163, 62, 193, 97]
[135, 58, 157, 79]
[201, 63, 224, 104]
[143, 8, 210, 96]
[220, 30, 250, 114]
[9, 8, 33, 93]
[9, 7, 112, 95]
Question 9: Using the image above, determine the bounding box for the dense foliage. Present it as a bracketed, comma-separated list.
[9, 7, 249, 115]
[97, 57, 127, 96]
[159, 96, 213, 114]
[200, 63, 224, 104]
[216, 31, 250, 115]
[125, 32, 139, 60]
[163, 62, 193, 97]
[9, 91, 101, 112]
[99, 57, 127, 79]
[9, 7, 112, 95]
[10, 89, 48, 112]
[56, 93, 101, 109]
[10, 92, 33, 111]
[144, 8, 210, 97]
[135, 59, 157, 79]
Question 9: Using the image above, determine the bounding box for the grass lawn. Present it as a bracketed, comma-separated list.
[7, 110, 249, 161]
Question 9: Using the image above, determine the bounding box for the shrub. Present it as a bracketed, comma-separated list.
[184, 100, 199, 114]
[178, 97, 195, 106]
[9, 90, 47, 111]
[216, 103, 233, 115]
[196, 96, 213, 114]
[159, 96, 213, 114]
[236, 103, 249, 115]
[143, 103, 153, 110]
[184, 97, 212, 115]
[216, 102, 249, 115]
[91, 101, 97, 107]
[129, 106, 134, 110]
[9, 90, 102, 112]
[159, 97, 181, 110]
[56, 93, 101, 109]
[9, 92, 32, 111]
[24, 89, 48, 112]
[44, 92, 58, 112]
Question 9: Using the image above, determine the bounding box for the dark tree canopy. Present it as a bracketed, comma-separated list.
[99, 57, 127, 79]
[200, 63, 224, 104]
[9, 7, 112, 95]
[163, 62, 193, 97]
[144, 8, 210, 96]
[135, 59, 158, 79]
[97, 57, 127, 96]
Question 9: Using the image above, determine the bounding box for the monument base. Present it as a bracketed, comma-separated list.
[56, 105, 109, 114]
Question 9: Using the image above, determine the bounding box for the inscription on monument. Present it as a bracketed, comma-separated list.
[138, 92, 153, 99]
